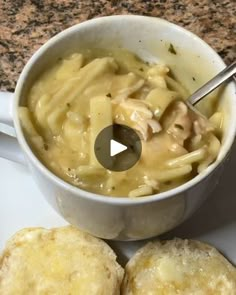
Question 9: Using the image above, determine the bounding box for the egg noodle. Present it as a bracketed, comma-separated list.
[19, 49, 223, 197]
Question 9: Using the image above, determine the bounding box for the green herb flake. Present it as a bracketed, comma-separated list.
[112, 186, 115, 190]
[192, 77, 196, 81]
[174, 124, 184, 130]
[139, 68, 144, 72]
[168, 43, 177, 55]
[164, 180, 172, 185]
[66, 103, 71, 108]
[43, 143, 49, 151]
[106, 93, 112, 98]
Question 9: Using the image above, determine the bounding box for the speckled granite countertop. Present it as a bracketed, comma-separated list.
[0, 0, 235, 92]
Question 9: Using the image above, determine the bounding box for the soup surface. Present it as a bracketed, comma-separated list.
[19, 49, 223, 197]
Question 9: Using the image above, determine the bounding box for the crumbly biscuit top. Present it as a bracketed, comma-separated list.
[122, 239, 236, 295]
[0, 226, 123, 295]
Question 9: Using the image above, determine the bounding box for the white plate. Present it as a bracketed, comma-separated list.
[1, 142, 236, 266]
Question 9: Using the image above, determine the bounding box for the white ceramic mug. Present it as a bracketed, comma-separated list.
[0, 16, 235, 240]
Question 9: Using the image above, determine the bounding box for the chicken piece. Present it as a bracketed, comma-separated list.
[120, 99, 152, 118]
[110, 72, 140, 98]
[193, 116, 214, 136]
[162, 101, 192, 146]
[146, 119, 162, 134]
[143, 176, 160, 191]
[114, 99, 161, 140]
[141, 132, 188, 169]
[188, 134, 204, 151]
[112, 79, 144, 103]
[133, 85, 151, 100]
[186, 104, 214, 136]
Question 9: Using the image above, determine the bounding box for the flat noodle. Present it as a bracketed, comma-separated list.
[20, 49, 222, 197]
[110, 73, 140, 98]
[112, 79, 144, 103]
[148, 165, 192, 182]
[49, 57, 118, 109]
[62, 115, 87, 152]
[37, 58, 118, 132]
[76, 165, 106, 177]
[209, 112, 223, 136]
[35, 94, 51, 130]
[19, 107, 45, 150]
[129, 185, 153, 198]
[166, 148, 206, 168]
[56, 53, 84, 80]
[147, 64, 169, 88]
[90, 96, 113, 167]
[145, 87, 179, 119]
[198, 134, 221, 173]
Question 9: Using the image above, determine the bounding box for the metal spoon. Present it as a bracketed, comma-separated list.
[188, 61, 236, 106]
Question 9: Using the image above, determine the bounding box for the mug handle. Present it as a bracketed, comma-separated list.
[0, 91, 26, 164]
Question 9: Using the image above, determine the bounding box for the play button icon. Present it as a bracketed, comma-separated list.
[94, 124, 142, 172]
[110, 139, 127, 157]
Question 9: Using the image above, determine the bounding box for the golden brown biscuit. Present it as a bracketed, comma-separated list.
[122, 239, 236, 295]
[0, 226, 124, 295]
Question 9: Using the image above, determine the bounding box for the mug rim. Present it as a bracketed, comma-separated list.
[13, 15, 236, 205]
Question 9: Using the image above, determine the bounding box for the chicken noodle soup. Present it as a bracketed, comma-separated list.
[19, 49, 223, 197]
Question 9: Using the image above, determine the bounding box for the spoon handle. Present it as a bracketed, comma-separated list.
[188, 61, 236, 106]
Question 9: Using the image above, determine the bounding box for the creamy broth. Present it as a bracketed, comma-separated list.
[19, 49, 223, 197]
